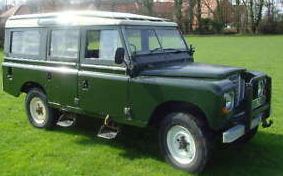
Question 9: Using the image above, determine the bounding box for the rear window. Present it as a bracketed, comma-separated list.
[11, 30, 41, 56]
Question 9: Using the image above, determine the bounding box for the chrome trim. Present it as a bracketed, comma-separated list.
[229, 74, 245, 107]
[80, 64, 126, 71]
[2, 62, 77, 74]
[249, 74, 266, 85]
[250, 114, 262, 130]
[4, 57, 77, 66]
[79, 70, 128, 80]
[223, 125, 245, 143]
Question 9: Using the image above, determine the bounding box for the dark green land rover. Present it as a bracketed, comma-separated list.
[2, 11, 272, 173]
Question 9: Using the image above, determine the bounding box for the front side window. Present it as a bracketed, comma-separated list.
[85, 29, 122, 61]
[50, 29, 79, 61]
[11, 30, 41, 56]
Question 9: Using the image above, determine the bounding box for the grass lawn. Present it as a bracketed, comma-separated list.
[1, 36, 283, 176]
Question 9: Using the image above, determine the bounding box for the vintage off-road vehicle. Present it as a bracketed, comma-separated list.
[2, 11, 272, 173]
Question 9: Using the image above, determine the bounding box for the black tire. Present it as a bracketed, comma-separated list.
[25, 88, 58, 129]
[234, 127, 258, 145]
[159, 112, 211, 173]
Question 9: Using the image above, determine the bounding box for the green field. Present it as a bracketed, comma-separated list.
[1, 36, 283, 176]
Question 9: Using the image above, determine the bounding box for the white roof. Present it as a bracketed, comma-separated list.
[5, 10, 177, 28]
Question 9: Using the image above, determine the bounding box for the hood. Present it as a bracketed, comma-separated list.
[140, 62, 246, 79]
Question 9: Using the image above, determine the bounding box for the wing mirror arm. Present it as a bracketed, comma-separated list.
[188, 44, 195, 61]
[188, 44, 195, 56]
[114, 47, 138, 77]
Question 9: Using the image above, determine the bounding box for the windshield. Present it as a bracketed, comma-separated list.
[125, 28, 187, 55]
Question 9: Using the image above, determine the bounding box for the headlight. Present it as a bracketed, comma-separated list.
[257, 80, 265, 97]
[224, 91, 235, 111]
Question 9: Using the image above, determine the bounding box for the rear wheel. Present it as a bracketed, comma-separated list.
[159, 112, 212, 173]
[25, 88, 58, 129]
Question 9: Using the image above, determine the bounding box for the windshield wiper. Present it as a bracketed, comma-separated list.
[139, 48, 185, 56]
[150, 47, 163, 53]
[163, 48, 185, 53]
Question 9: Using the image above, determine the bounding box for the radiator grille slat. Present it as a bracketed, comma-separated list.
[229, 74, 245, 106]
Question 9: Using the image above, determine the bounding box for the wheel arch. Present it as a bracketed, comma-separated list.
[21, 81, 47, 95]
[148, 101, 209, 128]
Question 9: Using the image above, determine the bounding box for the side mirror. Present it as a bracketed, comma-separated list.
[115, 47, 125, 64]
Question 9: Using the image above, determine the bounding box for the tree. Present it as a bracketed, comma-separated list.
[248, 0, 265, 33]
[265, 0, 276, 22]
[235, 0, 241, 32]
[174, 0, 184, 30]
[94, 0, 102, 10]
[186, 0, 196, 33]
[196, 0, 202, 32]
[143, 0, 154, 16]
[26, 0, 70, 13]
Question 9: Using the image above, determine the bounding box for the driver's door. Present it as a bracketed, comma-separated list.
[78, 27, 129, 122]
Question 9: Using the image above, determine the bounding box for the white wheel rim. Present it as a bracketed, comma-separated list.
[166, 125, 196, 165]
[30, 97, 47, 125]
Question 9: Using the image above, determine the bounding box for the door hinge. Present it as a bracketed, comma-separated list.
[124, 106, 132, 120]
[74, 97, 79, 106]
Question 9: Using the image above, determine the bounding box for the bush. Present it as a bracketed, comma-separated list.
[196, 18, 225, 34]
[259, 21, 283, 34]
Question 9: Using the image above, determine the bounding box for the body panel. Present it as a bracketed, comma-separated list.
[2, 60, 48, 97]
[141, 62, 246, 79]
[129, 76, 228, 129]
[78, 65, 129, 123]
[2, 59, 79, 108]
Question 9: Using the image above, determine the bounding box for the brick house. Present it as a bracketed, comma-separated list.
[0, 5, 32, 46]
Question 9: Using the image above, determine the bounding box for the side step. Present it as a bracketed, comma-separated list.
[97, 115, 120, 139]
[57, 113, 76, 128]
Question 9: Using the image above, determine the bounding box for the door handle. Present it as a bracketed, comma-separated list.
[47, 72, 52, 80]
[82, 80, 89, 91]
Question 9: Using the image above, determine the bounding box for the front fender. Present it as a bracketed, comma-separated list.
[129, 76, 233, 130]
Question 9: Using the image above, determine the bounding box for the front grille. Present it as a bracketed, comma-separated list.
[229, 74, 245, 106]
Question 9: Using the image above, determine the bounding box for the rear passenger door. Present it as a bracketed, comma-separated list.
[78, 27, 129, 122]
[46, 28, 79, 107]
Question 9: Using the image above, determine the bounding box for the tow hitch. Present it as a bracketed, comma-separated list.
[262, 118, 273, 128]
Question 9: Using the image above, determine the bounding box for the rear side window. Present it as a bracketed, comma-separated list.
[11, 30, 41, 56]
[50, 29, 79, 61]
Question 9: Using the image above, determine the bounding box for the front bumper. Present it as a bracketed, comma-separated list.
[222, 74, 272, 143]
[223, 114, 262, 143]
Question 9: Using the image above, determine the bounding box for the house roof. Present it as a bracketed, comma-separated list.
[6, 10, 177, 28]
[0, 5, 22, 18]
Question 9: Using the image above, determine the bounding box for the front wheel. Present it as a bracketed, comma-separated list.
[25, 88, 58, 129]
[159, 112, 211, 173]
